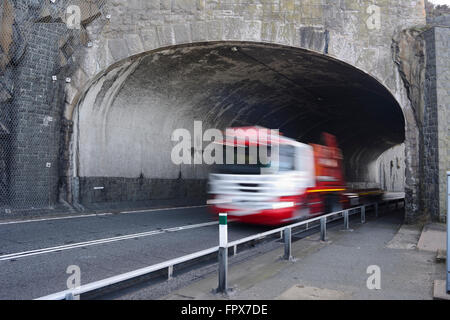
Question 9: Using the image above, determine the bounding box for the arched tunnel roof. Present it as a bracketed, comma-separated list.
[76, 42, 405, 183]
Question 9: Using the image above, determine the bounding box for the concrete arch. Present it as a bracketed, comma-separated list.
[68, 41, 413, 211]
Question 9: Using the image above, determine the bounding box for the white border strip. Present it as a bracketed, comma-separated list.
[0, 205, 208, 226]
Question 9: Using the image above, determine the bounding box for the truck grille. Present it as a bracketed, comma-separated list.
[238, 183, 260, 193]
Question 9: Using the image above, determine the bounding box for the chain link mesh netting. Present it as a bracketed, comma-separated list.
[0, 0, 106, 212]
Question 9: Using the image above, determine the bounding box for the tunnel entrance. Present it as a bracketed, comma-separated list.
[72, 42, 405, 208]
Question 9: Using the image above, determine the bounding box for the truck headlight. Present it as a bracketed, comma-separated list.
[272, 202, 295, 209]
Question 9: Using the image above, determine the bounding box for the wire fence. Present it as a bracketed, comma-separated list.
[0, 0, 106, 211]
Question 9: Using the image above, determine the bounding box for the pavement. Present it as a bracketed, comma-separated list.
[161, 211, 447, 300]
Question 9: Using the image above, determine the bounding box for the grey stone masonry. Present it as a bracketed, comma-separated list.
[8, 24, 66, 209]
[424, 15, 450, 222]
[435, 25, 450, 222]
[424, 26, 440, 220]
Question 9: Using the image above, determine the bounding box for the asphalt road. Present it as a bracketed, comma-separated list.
[0, 205, 274, 300]
[0, 193, 404, 300]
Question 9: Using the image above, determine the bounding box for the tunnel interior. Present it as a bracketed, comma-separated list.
[73, 42, 405, 206]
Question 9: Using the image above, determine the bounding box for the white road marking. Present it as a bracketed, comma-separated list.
[0, 205, 209, 226]
[0, 213, 113, 226]
[120, 205, 208, 214]
[0, 220, 218, 262]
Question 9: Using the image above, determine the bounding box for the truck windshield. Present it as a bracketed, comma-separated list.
[214, 145, 295, 175]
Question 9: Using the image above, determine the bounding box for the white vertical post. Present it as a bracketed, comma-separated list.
[168, 265, 173, 281]
[218, 213, 228, 293]
[447, 172, 449, 293]
[65, 292, 74, 300]
[283, 228, 292, 260]
[320, 217, 327, 241]
[344, 210, 349, 229]
[361, 206, 366, 224]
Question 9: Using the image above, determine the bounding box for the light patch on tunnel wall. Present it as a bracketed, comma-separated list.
[376, 144, 405, 192]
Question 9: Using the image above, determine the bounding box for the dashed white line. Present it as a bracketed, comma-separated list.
[120, 205, 208, 214]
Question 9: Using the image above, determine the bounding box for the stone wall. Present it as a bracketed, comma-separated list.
[8, 23, 66, 208]
[435, 24, 449, 222]
[424, 25, 440, 220]
[79, 177, 207, 205]
[424, 16, 449, 222]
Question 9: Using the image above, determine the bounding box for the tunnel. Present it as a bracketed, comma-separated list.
[72, 42, 405, 207]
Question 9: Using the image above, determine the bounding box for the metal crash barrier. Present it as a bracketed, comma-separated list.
[36, 198, 404, 299]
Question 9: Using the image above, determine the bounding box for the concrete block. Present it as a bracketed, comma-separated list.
[223, 17, 242, 40]
[126, 34, 144, 55]
[436, 249, 446, 262]
[141, 28, 160, 51]
[108, 38, 130, 61]
[173, 24, 191, 44]
[206, 20, 223, 40]
[433, 280, 450, 300]
[276, 285, 352, 300]
[190, 22, 207, 41]
[157, 25, 175, 46]
[172, 0, 197, 14]
[417, 223, 447, 252]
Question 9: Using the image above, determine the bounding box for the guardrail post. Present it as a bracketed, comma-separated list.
[217, 213, 228, 294]
[447, 172, 449, 293]
[320, 217, 327, 241]
[361, 206, 366, 224]
[168, 265, 173, 281]
[65, 292, 74, 300]
[283, 228, 292, 260]
[344, 210, 349, 229]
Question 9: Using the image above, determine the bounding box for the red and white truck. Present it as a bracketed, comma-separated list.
[208, 127, 382, 225]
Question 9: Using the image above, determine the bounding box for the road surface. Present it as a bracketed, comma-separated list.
[0, 193, 403, 300]
[0, 205, 273, 299]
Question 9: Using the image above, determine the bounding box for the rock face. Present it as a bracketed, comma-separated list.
[0, 0, 447, 223]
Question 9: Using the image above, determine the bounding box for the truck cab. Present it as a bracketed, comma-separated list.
[208, 127, 327, 225]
